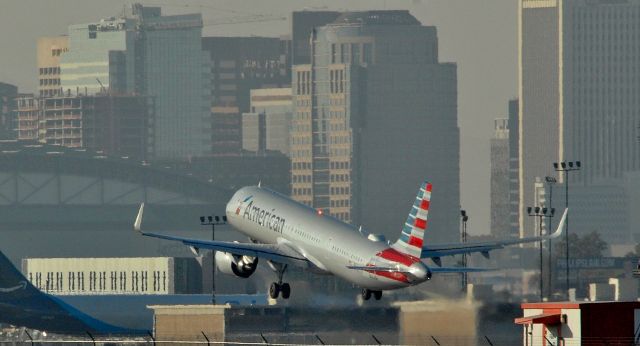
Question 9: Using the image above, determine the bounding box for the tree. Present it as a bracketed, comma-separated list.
[554, 231, 608, 259]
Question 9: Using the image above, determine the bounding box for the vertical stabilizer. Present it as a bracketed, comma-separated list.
[392, 181, 431, 259]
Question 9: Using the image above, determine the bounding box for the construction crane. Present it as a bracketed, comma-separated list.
[202, 14, 287, 27]
[141, 3, 286, 27]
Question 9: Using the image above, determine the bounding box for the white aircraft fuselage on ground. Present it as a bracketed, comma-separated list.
[136, 181, 566, 300]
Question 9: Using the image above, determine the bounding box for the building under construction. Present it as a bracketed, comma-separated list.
[16, 93, 153, 160]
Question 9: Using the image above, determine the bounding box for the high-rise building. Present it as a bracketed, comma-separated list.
[202, 37, 291, 156]
[59, 4, 210, 159]
[37, 36, 69, 98]
[242, 88, 292, 156]
[491, 118, 510, 239]
[291, 11, 459, 242]
[508, 99, 520, 238]
[519, 0, 640, 241]
[0, 82, 18, 139]
[15, 93, 153, 159]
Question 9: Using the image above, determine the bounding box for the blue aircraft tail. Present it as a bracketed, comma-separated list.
[0, 250, 142, 335]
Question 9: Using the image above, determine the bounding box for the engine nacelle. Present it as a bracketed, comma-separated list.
[215, 252, 259, 278]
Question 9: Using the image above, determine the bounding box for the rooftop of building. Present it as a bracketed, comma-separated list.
[521, 301, 640, 309]
[0, 82, 17, 94]
[330, 10, 421, 26]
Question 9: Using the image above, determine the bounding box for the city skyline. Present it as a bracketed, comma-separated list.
[0, 0, 519, 235]
[3, 2, 640, 337]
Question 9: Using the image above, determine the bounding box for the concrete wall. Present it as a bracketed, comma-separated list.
[150, 305, 226, 343]
[396, 300, 479, 345]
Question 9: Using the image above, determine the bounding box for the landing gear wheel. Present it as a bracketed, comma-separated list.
[268, 261, 289, 300]
[361, 288, 372, 301]
[281, 283, 291, 299]
[373, 290, 382, 300]
[269, 282, 280, 299]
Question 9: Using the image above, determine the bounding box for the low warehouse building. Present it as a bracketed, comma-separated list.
[22, 256, 202, 295]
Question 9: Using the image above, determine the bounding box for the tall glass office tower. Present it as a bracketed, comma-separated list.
[60, 4, 210, 159]
[291, 11, 460, 243]
[519, 0, 640, 244]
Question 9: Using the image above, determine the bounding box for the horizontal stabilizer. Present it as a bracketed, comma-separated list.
[430, 267, 493, 273]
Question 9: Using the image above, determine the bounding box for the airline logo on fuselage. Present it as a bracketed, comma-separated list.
[242, 200, 286, 234]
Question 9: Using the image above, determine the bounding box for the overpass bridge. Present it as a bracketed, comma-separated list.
[0, 141, 233, 231]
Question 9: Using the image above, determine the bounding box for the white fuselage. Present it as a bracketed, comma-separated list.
[225, 186, 430, 291]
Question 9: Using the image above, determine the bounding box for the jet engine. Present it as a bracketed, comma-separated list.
[215, 252, 259, 278]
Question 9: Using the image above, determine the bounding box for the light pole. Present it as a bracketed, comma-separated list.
[460, 210, 469, 292]
[553, 160, 581, 297]
[544, 176, 557, 299]
[527, 206, 555, 301]
[200, 215, 227, 304]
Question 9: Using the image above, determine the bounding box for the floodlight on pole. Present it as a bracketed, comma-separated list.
[527, 206, 555, 301]
[460, 209, 469, 292]
[553, 160, 582, 297]
[544, 176, 557, 299]
[200, 214, 228, 305]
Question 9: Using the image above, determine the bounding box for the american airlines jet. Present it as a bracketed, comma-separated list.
[135, 181, 566, 301]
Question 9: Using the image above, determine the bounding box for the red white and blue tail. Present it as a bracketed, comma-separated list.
[392, 181, 431, 259]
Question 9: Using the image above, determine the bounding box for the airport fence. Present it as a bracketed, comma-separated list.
[0, 333, 518, 346]
[3, 334, 636, 345]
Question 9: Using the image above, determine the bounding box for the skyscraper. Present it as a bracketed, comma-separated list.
[201, 37, 290, 156]
[291, 11, 459, 242]
[59, 4, 210, 159]
[508, 99, 520, 238]
[491, 118, 510, 239]
[519, 0, 640, 241]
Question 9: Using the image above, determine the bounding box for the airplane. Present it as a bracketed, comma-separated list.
[135, 181, 567, 301]
[0, 249, 265, 335]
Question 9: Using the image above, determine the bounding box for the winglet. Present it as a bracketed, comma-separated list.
[547, 208, 568, 239]
[134, 203, 144, 232]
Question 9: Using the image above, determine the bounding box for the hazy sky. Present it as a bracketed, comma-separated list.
[0, 0, 517, 235]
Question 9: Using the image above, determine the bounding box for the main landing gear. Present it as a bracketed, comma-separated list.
[268, 262, 290, 299]
[361, 288, 383, 301]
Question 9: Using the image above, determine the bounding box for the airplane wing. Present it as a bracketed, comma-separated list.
[421, 208, 567, 260]
[134, 204, 309, 267]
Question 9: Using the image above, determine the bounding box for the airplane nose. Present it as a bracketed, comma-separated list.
[408, 262, 431, 282]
